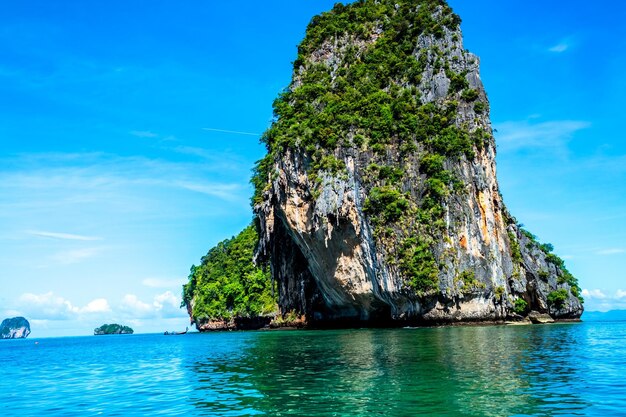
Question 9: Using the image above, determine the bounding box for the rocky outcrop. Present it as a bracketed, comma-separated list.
[253, 0, 583, 327]
[528, 311, 555, 325]
[193, 315, 274, 331]
[1, 317, 31, 339]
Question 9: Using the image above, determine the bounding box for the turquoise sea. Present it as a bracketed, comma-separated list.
[2, 320, 625, 416]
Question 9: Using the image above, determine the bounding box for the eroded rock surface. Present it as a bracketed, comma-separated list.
[1, 317, 31, 339]
[253, 0, 583, 326]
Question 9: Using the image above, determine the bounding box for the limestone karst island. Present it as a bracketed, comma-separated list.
[1, 317, 31, 339]
[182, 0, 583, 331]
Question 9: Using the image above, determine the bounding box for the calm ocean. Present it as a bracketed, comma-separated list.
[1, 320, 624, 416]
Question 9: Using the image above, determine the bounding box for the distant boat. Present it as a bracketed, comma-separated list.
[164, 327, 188, 336]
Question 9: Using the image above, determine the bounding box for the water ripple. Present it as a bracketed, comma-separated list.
[1, 322, 624, 416]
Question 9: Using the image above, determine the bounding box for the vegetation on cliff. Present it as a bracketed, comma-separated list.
[252, 0, 487, 295]
[185, 0, 582, 326]
[182, 225, 276, 324]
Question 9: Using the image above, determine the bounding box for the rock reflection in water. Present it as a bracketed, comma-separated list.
[185, 324, 592, 416]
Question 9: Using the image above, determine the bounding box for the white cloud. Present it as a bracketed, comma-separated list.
[142, 277, 187, 288]
[121, 294, 154, 317]
[16, 292, 111, 320]
[596, 248, 625, 256]
[81, 298, 111, 313]
[5, 291, 189, 336]
[583, 289, 626, 312]
[154, 291, 185, 318]
[120, 291, 185, 319]
[19, 292, 76, 319]
[582, 289, 607, 299]
[496, 119, 590, 154]
[26, 230, 101, 241]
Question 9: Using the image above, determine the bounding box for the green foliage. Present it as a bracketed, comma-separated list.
[508, 231, 523, 265]
[447, 69, 468, 92]
[182, 225, 277, 321]
[456, 270, 486, 293]
[368, 163, 404, 184]
[251, 154, 273, 205]
[557, 269, 582, 300]
[253, 0, 474, 203]
[538, 270, 549, 281]
[364, 187, 409, 223]
[545, 253, 563, 267]
[460, 88, 479, 101]
[520, 228, 538, 243]
[250, 0, 484, 301]
[399, 237, 439, 295]
[518, 229, 583, 303]
[539, 243, 554, 254]
[547, 289, 569, 309]
[95, 324, 133, 335]
[299, 0, 461, 57]
[514, 298, 529, 315]
[495, 286, 505, 300]
[473, 101, 486, 114]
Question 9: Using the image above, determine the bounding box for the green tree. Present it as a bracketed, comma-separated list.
[182, 225, 277, 321]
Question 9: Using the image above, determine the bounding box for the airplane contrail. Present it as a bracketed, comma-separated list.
[202, 127, 260, 136]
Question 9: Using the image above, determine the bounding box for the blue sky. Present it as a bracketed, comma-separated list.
[1, 1, 624, 336]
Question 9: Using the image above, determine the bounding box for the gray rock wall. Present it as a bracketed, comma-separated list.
[254, 2, 582, 326]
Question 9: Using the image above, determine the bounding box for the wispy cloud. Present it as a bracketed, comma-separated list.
[26, 230, 101, 241]
[130, 130, 159, 138]
[495, 119, 590, 154]
[596, 248, 625, 256]
[547, 36, 577, 54]
[583, 288, 626, 312]
[0, 151, 250, 209]
[203, 127, 260, 136]
[49, 247, 101, 265]
[177, 181, 243, 201]
[548, 43, 569, 53]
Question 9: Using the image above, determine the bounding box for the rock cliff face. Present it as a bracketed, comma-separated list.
[253, 0, 583, 325]
[1, 317, 31, 339]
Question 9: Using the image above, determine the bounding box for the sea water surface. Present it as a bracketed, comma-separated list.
[2, 321, 625, 416]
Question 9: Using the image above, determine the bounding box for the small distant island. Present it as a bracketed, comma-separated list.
[94, 323, 134, 335]
[1, 317, 31, 339]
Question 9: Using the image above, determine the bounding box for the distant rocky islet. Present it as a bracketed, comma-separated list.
[94, 324, 134, 335]
[1, 317, 31, 339]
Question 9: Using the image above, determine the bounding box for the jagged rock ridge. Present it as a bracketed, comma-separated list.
[252, 0, 583, 325]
